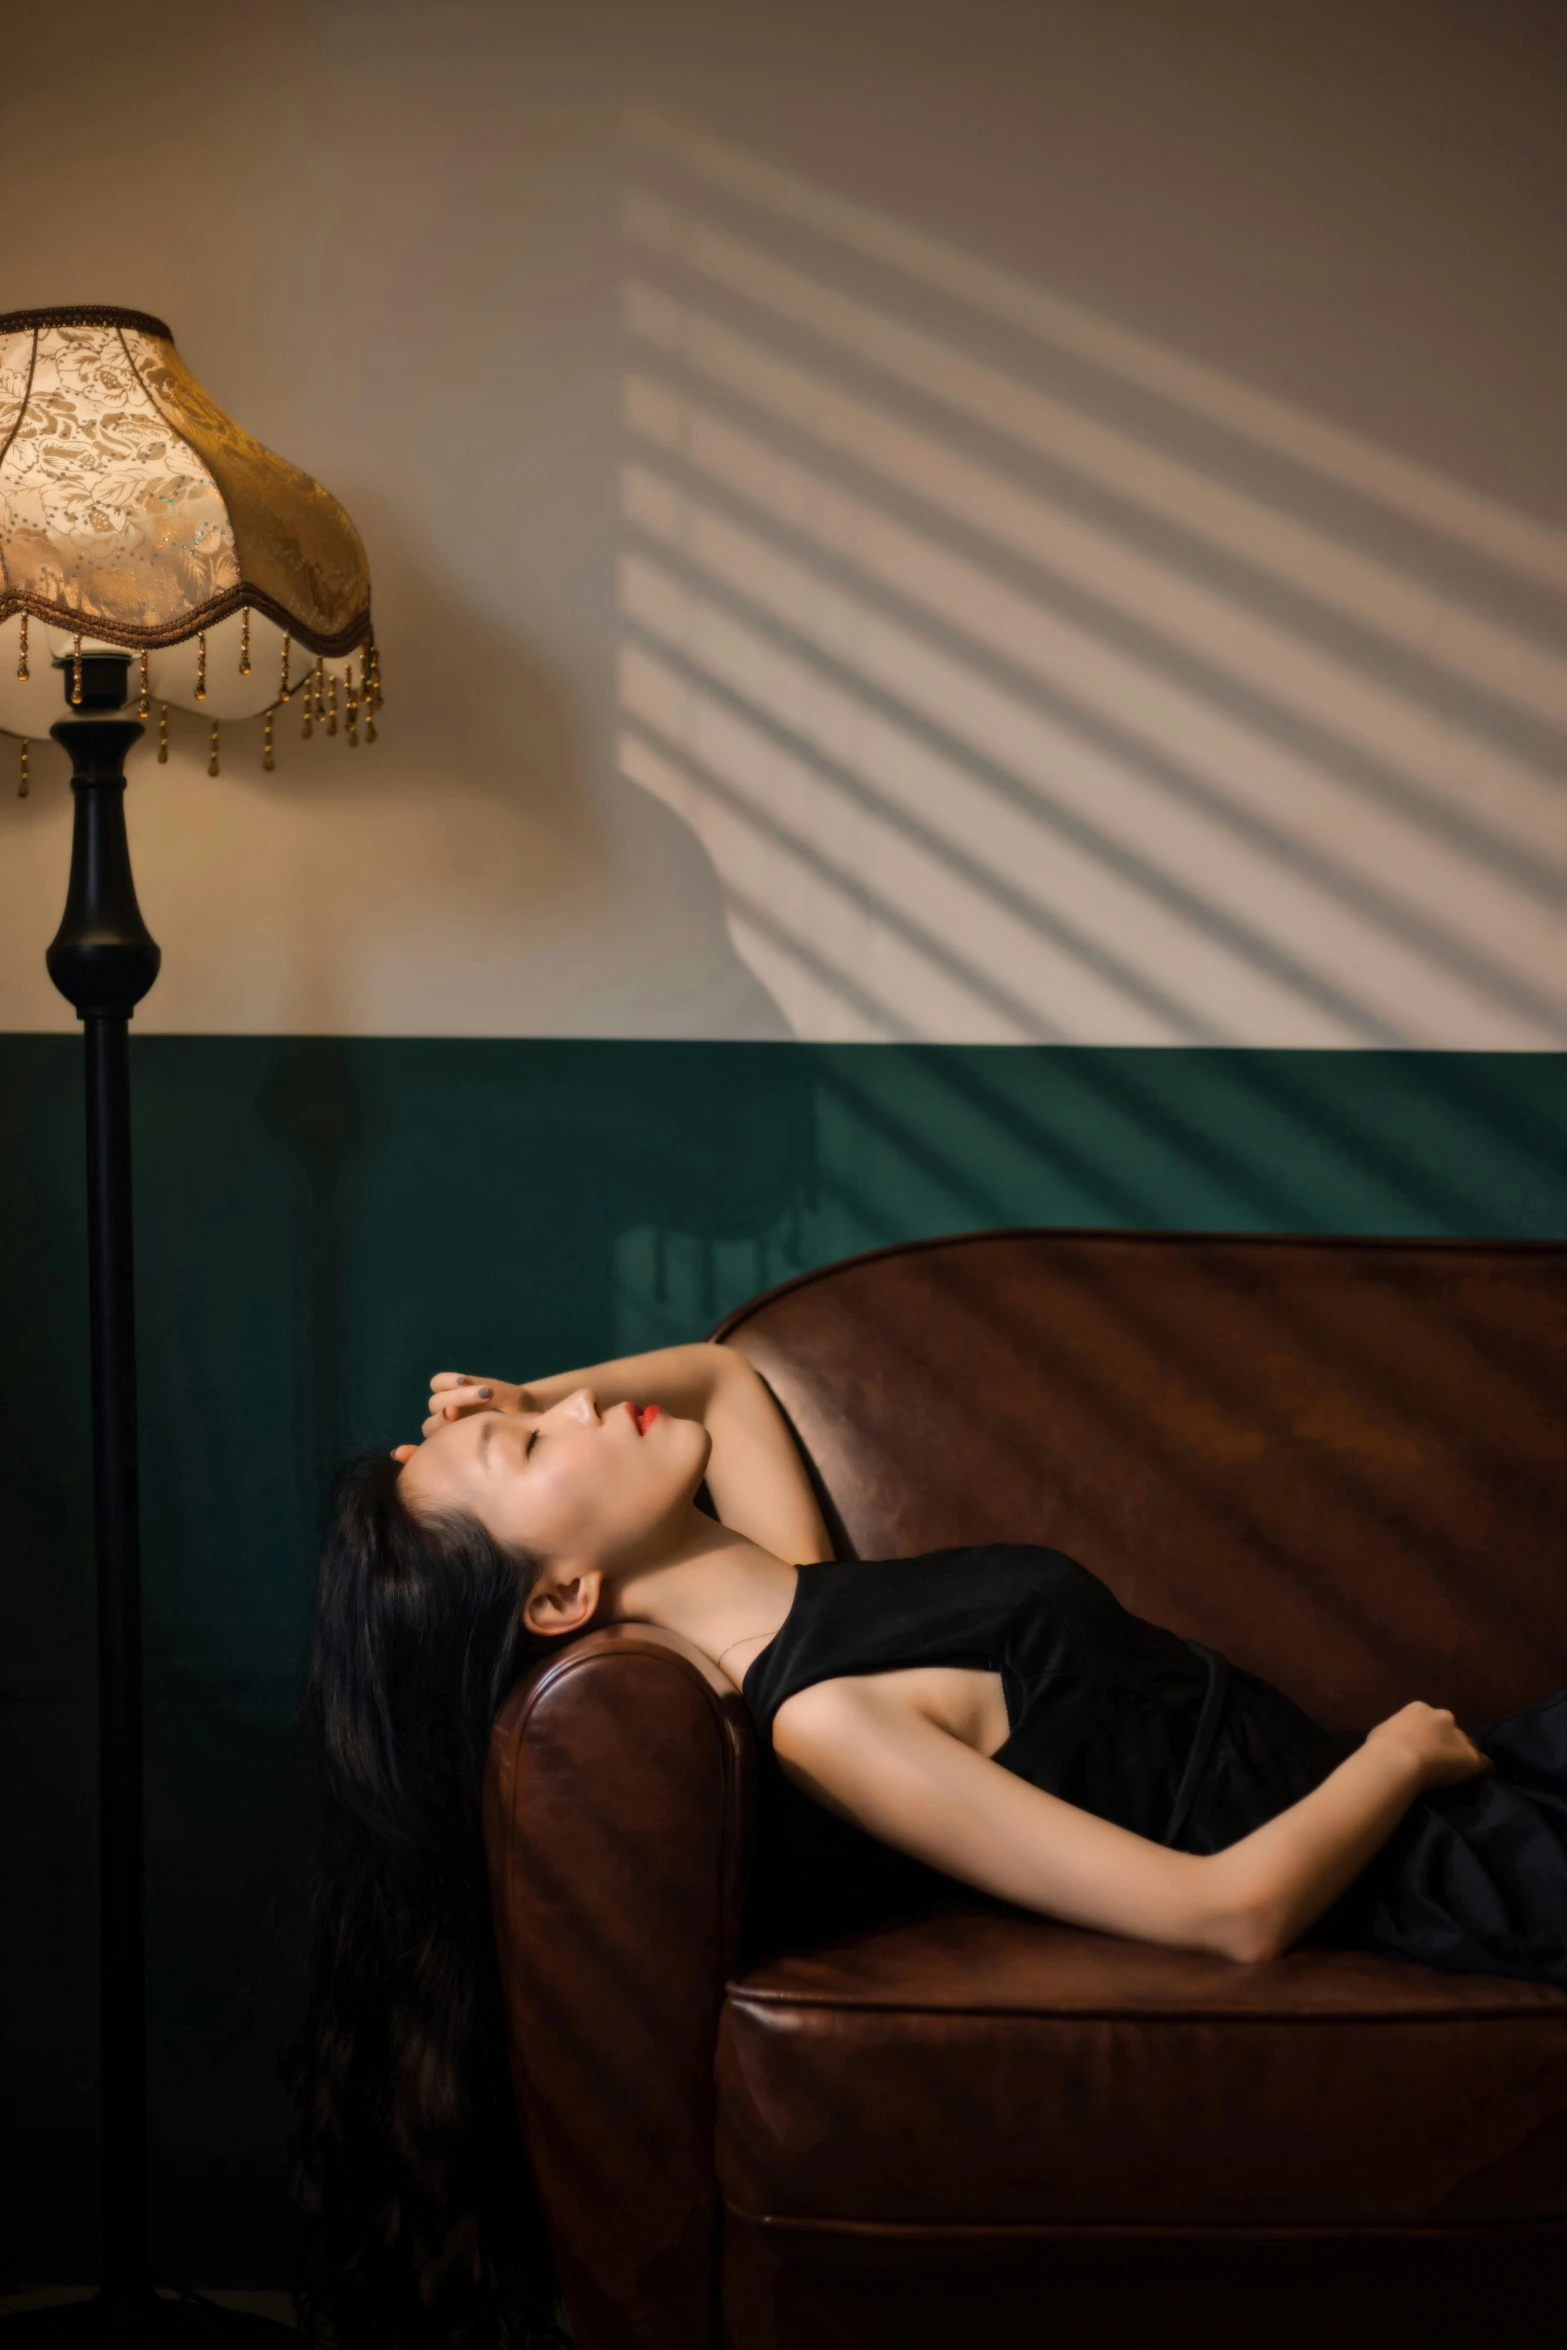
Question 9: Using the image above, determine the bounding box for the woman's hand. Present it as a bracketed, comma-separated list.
[1365, 1702, 1493, 1792]
[422, 1370, 532, 1437]
[1189, 1702, 1494, 1966]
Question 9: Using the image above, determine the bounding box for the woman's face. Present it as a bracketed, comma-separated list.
[397, 1387, 710, 1592]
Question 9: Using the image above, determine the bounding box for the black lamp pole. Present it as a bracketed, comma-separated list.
[8, 653, 291, 2341]
[46, 656, 160, 2308]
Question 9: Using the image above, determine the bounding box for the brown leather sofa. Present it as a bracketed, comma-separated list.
[483, 1230, 1567, 2349]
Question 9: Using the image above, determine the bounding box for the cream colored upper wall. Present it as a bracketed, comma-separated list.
[1, 0, 1562, 1041]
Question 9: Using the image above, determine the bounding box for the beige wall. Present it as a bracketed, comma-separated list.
[2, 0, 1562, 1041]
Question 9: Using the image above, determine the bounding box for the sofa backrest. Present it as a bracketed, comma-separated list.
[714, 1230, 1567, 1737]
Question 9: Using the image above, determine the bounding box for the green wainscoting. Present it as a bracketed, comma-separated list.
[2, 1034, 1564, 2282]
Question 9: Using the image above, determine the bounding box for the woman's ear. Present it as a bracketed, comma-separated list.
[523, 1565, 603, 1641]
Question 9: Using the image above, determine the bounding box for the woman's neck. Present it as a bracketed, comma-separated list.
[607, 1503, 800, 1688]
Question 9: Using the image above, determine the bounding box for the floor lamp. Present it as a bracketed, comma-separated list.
[1, 306, 378, 2345]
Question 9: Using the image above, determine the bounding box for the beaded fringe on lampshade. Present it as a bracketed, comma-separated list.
[2, 306, 382, 792]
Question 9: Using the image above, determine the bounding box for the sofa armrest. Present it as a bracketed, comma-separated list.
[483, 1622, 756, 2350]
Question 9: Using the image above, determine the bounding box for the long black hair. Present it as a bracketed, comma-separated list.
[291, 1449, 568, 2347]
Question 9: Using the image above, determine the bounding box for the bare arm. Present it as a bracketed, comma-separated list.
[425, 1343, 833, 1565]
[775, 1683, 1491, 1962]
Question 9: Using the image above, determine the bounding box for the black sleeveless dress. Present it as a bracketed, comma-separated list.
[740, 1545, 1567, 1985]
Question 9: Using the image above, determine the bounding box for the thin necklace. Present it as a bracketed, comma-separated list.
[717, 1630, 772, 1668]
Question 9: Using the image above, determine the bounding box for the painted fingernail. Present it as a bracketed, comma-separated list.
[478, 1386, 492, 1398]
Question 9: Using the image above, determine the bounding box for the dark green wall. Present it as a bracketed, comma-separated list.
[3, 1034, 1564, 2283]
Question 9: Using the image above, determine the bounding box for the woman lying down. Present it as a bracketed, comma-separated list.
[295, 1340, 1567, 2347]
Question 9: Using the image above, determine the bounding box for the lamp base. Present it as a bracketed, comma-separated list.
[0, 2288, 297, 2342]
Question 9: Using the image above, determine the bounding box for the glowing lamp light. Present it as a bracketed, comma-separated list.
[1, 304, 381, 787]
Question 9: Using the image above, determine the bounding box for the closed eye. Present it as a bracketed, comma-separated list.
[478, 1414, 535, 1467]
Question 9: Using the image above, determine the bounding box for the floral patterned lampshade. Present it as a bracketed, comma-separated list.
[1, 305, 380, 787]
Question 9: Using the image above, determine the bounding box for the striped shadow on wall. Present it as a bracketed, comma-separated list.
[616, 114, 1566, 1053]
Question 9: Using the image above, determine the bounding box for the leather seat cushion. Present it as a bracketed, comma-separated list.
[717, 1908, 1567, 2229]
